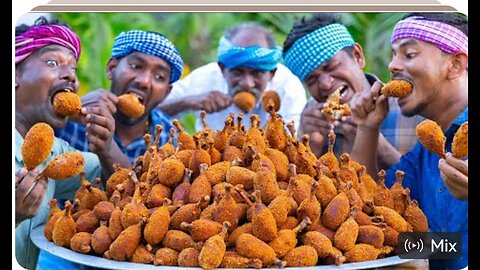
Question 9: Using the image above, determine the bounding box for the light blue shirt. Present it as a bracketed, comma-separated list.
[15, 129, 101, 269]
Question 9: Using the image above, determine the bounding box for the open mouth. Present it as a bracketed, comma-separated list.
[50, 88, 74, 104]
[323, 85, 347, 100]
[126, 91, 145, 105]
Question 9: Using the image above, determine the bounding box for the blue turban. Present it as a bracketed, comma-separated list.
[217, 36, 282, 71]
[284, 24, 355, 81]
[111, 30, 184, 83]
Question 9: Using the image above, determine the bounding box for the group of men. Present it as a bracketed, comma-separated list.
[15, 12, 468, 270]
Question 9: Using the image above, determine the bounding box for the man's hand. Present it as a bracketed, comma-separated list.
[439, 153, 468, 200]
[71, 89, 118, 124]
[350, 81, 389, 130]
[15, 168, 48, 226]
[299, 100, 334, 156]
[190, 91, 232, 113]
[83, 107, 116, 155]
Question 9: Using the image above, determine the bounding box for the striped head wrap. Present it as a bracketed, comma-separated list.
[284, 23, 355, 81]
[217, 36, 282, 71]
[391, 16, 468, 55]
[111, 30, 184, 83]
[15, 24, 81, 64]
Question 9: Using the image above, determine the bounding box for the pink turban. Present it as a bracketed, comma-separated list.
[15, 24, 81, 64]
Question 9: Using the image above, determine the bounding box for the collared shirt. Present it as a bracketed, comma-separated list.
[325, 73, 423, 157]
[15, 129, 101, 270]
[55, 108, 173, 163]
[164, 62, 308, 132]
[385, 107, 468, 270]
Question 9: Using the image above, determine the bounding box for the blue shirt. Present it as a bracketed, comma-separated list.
[385, 108, 468, 270]
[55, 108, 174, 163]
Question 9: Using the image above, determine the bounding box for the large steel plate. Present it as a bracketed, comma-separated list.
[31, 224, 415, 269]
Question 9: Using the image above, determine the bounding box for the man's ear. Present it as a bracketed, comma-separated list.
[352, 43, 366, 69]
[447, 53, 468, 80]
[106, 58, 118, 80]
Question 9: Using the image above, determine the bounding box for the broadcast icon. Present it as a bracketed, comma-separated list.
[404, 238, 424, 253]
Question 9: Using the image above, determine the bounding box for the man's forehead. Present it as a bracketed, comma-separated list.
[230, 29, 268, 48]
[126, 51, 170, 69]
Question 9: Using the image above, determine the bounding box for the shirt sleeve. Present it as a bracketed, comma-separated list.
[52, 137, 102, 201]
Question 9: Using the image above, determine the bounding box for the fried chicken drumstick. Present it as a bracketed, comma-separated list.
[117, 93, 145, 118]
[321, 89, 351, 122]
[415, 119, 446, 158]
[53, 91, 82, 116]
[381, 80, 412, 98]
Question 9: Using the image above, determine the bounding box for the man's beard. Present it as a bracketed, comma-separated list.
[115, 112, 147, 126]
[402, 101, 427, 118]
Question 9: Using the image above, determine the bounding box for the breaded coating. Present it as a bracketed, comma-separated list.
[22, 122, 54, 170]
[381, 80, 412, 98]
[105, 164, 131, 197]
[321, 89, 351, 121]
[452, 121, 468, 158]
[373, 206, 409, 233]
[161, 230, 195, 252]
[130, 244, 154, 264]
[117, 93, 145, 118]
[344, 243, 380, 262]
[198, 222, 230, 270]
[181, 219, 223, 242]
[154, 247, 178, 266]
[236, 233, 285, 267]
[144, 202, 170, 246]
[301, 230, 334, 258]
[107, 207, 123, 241]
[334, 214, 359, 252]
[70, 232, 92, 254]
[104, 221, 143, 261]
[390, 170, 408, 216]
[221, 251, 262, 268]
[178, 247, 200, 267]
[75, 210, 99, 233]
[91, 222, 112, 255]
[269, 217, 310, 258]
[43, 152, 85, 180]
[158, 158, 186, 187]
[53, 91, 82, 116]
[416, 119, 446, 158]
[403, 189, 429, 232]
[322, 192, 350, 230]
[261, 90, 281, 112]
[278, 216, 300, 231]
[283, 245, 318, 267]
[233, 91, 257, 113]
[227, 222, 253, 247]
[52, 201, 76, 248]
[357, 225, 385, 249]
[93, 201, 114, 221]
[264, 100, 288, 151]
[265, 148, 289, 182]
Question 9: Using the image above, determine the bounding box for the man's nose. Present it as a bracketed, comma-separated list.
[238, 75, 255, 90]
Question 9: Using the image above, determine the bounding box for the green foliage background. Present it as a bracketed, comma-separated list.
[55, 12, 405, 133]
